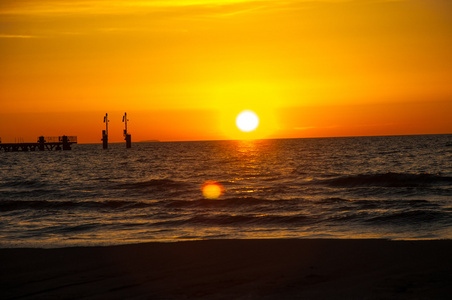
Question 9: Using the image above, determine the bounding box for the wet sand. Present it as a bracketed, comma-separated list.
[1, 239, 452, 299]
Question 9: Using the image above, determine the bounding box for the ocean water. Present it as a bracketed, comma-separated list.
[1, 135, 451, 248]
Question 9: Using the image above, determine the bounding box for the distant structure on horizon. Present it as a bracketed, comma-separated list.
[102, 113, 109, 149]
[101, 112, 132, 149]
[0, 136, 77, 152]
[123, 112, 131, 148]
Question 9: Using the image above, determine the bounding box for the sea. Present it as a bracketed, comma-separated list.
[1, 134, 451, 248]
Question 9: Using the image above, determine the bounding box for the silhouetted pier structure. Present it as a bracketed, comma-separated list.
[102, 113, 109, 149]
[123, 112, 132, 148]
[100, 112, 132, 149]
[0, 136, 77, 152]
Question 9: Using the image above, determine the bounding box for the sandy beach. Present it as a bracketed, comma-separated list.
[1, 239, 452, 299]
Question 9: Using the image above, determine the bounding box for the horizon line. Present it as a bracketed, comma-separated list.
[75, 133, 452, 145]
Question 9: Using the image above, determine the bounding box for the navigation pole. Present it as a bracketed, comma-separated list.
[123, 112, 131, 148]
[102, 113, 109, 149]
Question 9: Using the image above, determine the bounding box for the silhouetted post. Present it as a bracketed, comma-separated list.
[38, 136, 45, 151]
[125, 133, 131, 148]
[62, 135, 71, 150]
[123, 112, 131, 148]
[102, 113, 109, 149]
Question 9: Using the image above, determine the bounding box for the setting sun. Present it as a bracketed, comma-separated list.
[236, 110, 259, 133]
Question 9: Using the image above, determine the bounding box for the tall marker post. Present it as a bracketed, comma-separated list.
[102, 113, 109, 149]
[123, 112, 131, 148]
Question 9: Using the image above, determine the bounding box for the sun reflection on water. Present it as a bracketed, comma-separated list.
[202, 181, 224, 199]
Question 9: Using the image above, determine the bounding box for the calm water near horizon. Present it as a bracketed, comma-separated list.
[1, 135, 451, 248]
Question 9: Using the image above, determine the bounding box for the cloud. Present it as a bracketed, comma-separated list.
[0, 1, 272, 15]
[0, 34, 38, 38]
[0, 0, 399, 16]
[0, 0, 417, 37]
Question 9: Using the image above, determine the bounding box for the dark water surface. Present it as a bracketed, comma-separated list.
[1, 135, 451, 247]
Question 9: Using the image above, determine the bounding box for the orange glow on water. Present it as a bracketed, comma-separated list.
[202, 181, 224, 199]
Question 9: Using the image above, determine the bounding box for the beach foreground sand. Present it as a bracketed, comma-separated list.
[1, 239, 452, 299]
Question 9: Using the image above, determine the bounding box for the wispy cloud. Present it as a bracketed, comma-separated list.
[0, 0, 396, 16]
[0, 34, 38, 38]
[0, 0, 414, 37]
[0, 0, 273, 15]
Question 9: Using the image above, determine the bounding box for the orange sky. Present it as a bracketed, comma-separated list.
[1, 0, 451, 143]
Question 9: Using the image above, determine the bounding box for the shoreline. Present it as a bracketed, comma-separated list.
[2, 238, 452, 299]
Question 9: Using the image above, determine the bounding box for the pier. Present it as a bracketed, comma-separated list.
[0, 136, 77, 152]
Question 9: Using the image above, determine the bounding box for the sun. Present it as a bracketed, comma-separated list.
[236, 110, 259, 132]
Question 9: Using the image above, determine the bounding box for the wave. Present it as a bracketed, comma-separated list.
[0, 188, 102, 201]
[318, 172, 452, 188]
[163, 197, 301, 209]
[321, 198, 440, 209]
[0, 179, 47, 189]
[0, 197, 290, 212]
[0, 199, 154, 212]
[154, 213, 313, 227]
[1, 196, 442, 213]
[0, 197, 288, 212]
[115, 178, 191, 189]
[354, 199, 440, 209]
[365, 210, 452, 225]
